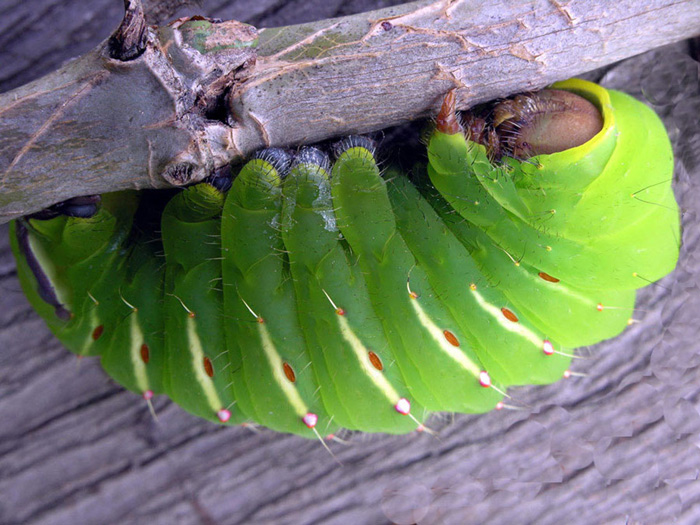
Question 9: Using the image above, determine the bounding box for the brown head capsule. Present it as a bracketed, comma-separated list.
[463, 88, 603, 160]
[493, 89, 603, 159]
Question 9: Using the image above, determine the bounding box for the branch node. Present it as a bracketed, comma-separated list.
[108, 0, 147, 61]
[161, 162, 202, 187]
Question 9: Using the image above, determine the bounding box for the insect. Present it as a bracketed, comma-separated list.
[9, 79, 679, 440]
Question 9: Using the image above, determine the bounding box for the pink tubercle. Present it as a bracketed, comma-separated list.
[543, 340, 554, 356]
[394, 398, 411, 415]
[142, 390, 154, 401]
[479, 370, 492, 388]
[217, 409, 232, 423]
[302, 412, 319, 429]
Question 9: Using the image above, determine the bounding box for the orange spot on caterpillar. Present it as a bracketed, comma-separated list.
[597, 303, 604, 312]
[469, 283, 477, 291]
[257, 317, 265, 324]
[443, 330, 460, 347]
[368, 351, 383, 371]
[188, 311, 196, 318]
[92, 325, 104, 341]
[140, 343, 150, 364]
[538, 272, 560, 283]
[501, 307, 519, 323]
[409, 291, 418, 299]
[203, 356, 214, 378]
[283, 362, 296, 383]
[335, 308, 345, 316]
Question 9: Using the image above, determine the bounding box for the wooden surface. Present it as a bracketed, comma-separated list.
[2, 2, 700, 524]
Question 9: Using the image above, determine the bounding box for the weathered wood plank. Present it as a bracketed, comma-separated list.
[1, 1, 699, 524]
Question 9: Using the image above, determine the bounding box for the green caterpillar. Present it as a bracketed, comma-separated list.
[9, 79, 679, 439]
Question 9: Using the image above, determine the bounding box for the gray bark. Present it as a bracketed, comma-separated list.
[1, 1, 700, 524]
[0, 0, 699, 222]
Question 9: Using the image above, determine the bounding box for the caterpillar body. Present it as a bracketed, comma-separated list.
[10, 79, 680, 439]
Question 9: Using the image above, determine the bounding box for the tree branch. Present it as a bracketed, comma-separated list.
[0, 0, 698, 223]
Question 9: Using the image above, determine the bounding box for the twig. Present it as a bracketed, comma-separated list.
[0, 0, 698, 222]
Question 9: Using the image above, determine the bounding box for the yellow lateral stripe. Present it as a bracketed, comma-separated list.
[186, 317, 224, 412]
[471, 290, 543, 347]
[336, 315, 401, 404]
[128, 313, 149, 393]
[409, 298, 482, 378]
[256, 323, 308, 418]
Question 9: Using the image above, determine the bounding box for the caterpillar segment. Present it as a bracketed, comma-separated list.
[221, 149, 338, 438]
[281, 146, 426, 433]
[100, 203, 167, 400]
[161, 183, 243, 424]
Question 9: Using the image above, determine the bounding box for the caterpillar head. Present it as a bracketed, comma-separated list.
[462, 88, 604, 160]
